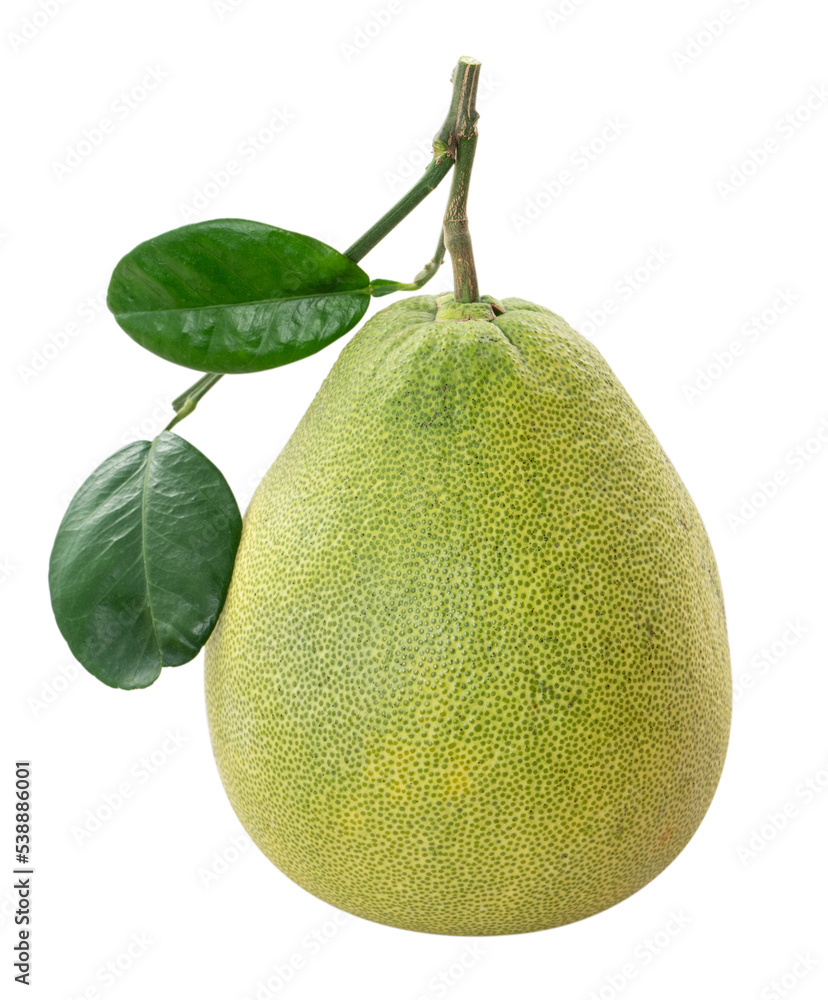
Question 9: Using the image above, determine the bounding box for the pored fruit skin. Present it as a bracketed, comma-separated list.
[205, 294, 731, 936]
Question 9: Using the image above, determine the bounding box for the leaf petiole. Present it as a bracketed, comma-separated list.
[167, 373, 224, 431]
[370, 229, 447, 298]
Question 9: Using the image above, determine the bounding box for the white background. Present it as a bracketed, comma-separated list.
[3, 0, 828, 997]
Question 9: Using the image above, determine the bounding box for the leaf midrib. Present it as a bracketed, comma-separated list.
[113, 285, 372, 319]
[140, 437, 164, 669]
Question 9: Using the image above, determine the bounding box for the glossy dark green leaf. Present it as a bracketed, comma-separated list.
[107, 220, 372, 374]
[49, 432, 242, 690]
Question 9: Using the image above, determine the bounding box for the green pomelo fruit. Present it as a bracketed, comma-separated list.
[204, 293, 731, 936]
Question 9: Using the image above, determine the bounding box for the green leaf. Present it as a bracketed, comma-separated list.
[107, 220, 372, 374]
[49, 432, 242, 690]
